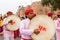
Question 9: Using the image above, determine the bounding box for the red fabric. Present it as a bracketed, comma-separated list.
[14, 31, 17, 38]
[14, 29, 20, 38]
[17, 29, 20, 37]
[0, 26, 3, 33]
[22, 38, 32, 40]
[47, 12, 53, 17]
[7, 11, 13, 15]
[25, 8, 33, 15]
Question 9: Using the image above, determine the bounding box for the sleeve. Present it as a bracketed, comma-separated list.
[56, 24, 60, 30]
[3, 18, 8, 32]
[3, 19, 8, 26]
[20, 21, 34, 35]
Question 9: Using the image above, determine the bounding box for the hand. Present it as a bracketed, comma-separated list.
[8, 20, 15, 25]
[34, 29, 40, 35]
[8, 20, 13, 23]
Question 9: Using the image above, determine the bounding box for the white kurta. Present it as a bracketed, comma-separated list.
[20, 18, 34, 39]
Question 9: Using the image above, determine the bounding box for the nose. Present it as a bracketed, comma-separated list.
[32, 13, 36, 17]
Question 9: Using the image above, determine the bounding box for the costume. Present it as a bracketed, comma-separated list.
[56, 18, 60, 40]
[20, 18, 33, 40]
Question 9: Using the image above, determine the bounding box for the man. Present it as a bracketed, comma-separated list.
[3, 11, 14, 40]
[20, 8, 40, 40]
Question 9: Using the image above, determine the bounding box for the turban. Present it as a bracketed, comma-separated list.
[7, 11, 13, 15]
[47, 12, 53, 17]
[25, 8, 33, 15]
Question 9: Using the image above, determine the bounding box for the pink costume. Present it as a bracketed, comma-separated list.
[3, 18, 14, 40]
[54, 18, 60, 40]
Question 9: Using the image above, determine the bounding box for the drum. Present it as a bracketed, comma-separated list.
[28, 15, 56, 40]
[6, 15, 21, 31]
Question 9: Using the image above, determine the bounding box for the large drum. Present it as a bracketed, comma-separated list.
[6, 15, 21, 31]
[28, 15, 56, 40]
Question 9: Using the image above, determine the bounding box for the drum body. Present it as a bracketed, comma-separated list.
[6, 15, 21, 31]
[29, 15, 56, 40]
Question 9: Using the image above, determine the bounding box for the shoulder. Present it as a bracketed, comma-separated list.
[24, 18, 30, 22]
[20, 18, 30, 24]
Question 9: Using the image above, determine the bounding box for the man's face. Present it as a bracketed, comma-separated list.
[27, 12, 35, 19]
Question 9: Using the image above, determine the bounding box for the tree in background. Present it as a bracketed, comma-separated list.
[41, 0, 60, 11]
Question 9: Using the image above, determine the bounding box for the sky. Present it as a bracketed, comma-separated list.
[0, 0, 41, 15]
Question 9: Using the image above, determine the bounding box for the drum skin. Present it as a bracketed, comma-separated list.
[6, 15, 21, 31]
[28, 15, 56, 40]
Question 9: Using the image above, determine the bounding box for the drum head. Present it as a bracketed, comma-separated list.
[29, 15, 56, 40]
[6, 15, 21, 31]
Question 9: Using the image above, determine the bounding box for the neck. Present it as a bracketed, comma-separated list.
[29, 18, 32, 20]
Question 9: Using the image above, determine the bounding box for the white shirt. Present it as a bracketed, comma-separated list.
[20, 18, 33, 39]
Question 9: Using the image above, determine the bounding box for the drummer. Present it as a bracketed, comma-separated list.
[3, 11, 14, 40]
[20, 8, 40, 40]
